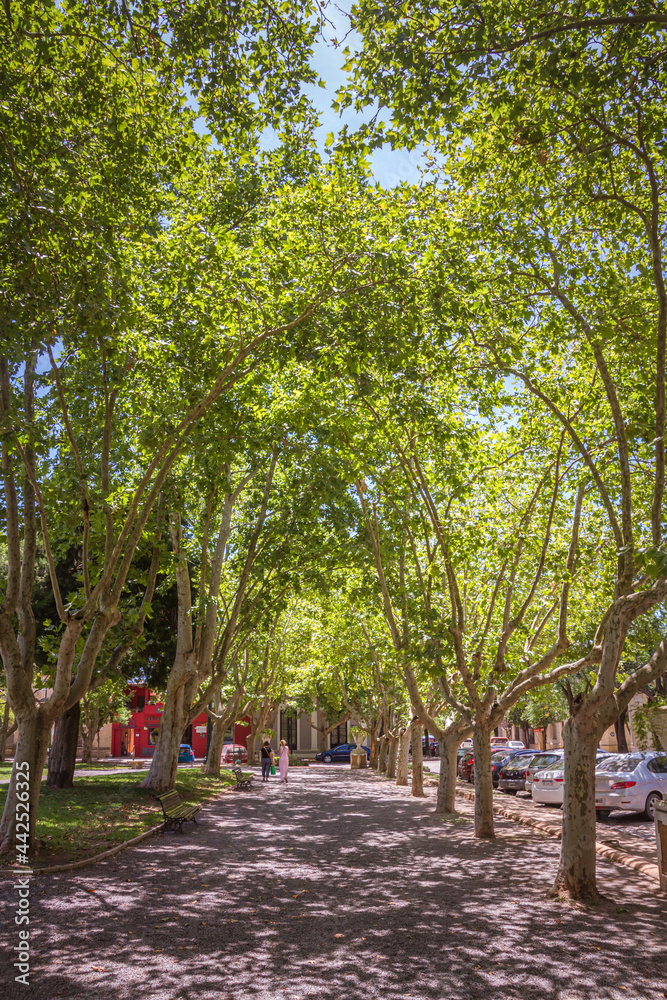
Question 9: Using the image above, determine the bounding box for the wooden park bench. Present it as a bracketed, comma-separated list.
[232, 766, 254, 791]
[155, 789, 201, 833]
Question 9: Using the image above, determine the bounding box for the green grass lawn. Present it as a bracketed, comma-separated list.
[0, 769, 237, 865]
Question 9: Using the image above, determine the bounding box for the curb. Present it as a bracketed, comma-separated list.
[442, 781, 660, 883]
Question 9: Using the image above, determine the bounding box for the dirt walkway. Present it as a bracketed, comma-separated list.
[1, 767, 665, 1000]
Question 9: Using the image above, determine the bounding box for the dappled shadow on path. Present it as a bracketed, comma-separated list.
[1, 767, 666, 1000]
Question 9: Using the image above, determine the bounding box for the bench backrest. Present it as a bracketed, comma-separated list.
[232, 767, 246, 780]
[156, 790, 182, 811]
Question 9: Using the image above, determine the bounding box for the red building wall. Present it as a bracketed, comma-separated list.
[111, 685, 208, 758]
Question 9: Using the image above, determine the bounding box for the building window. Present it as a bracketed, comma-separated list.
[280, 710, 297, 750]
[330, 722, 347, 748]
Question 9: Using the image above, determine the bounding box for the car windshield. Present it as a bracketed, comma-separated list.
[596, 755, 643, 773]
[491, 750, 511, 760]
[530, 754, 560, 769]
[541, 758, 564, 772]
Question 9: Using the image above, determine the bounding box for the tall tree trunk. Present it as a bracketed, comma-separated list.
[472, 722, 494, 839]
[246, 731, 259, 766]
[435, 733, 459, 814]
[377, 735, 389, 774]
[205, 714, 227, 777]
[550, 716, 601, 903]
[386, 734, 399, 779]
[369, 729, 378, 769]
[0, 702, 16, 761]
[410, 720, 424, 797]
[46, 701, 81, 789]
[0, 710, 51, 855]
[80, 720, 95, 765]
[614, 707, 629, 753]
[141, 654, 192, 792]
[395, 728, 409, 786]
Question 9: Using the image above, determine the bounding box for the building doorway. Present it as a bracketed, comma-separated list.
[182, 724, 193, 747]
[280, 710, 297, 750]
[119, 726, 134, 757]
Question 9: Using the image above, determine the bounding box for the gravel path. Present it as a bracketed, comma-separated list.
[1, 766, 666, 1000]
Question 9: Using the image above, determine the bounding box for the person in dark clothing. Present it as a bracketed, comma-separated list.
[260, 741, 274, 781]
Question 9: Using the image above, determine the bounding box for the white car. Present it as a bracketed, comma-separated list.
[595, 751, 667, 820]
[532, 758, 566, 805]
[532, 751, 615, 806]
[506, 740, 525, 749]
[525, 751, 564, 796]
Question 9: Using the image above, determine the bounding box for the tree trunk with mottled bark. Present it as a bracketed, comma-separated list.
[435, 733, 460, 814]
[410, 720, 424, 796]
[395, 728, 409, 786]
[550, 716, 601, 903]
[0, 710, 51, 854]
[377, 735, 390, 774]
[46, 701, 81, 789]
[614, 708, 629, 753]
[472, 722, 494, 838]
[386, 735, 399, 779]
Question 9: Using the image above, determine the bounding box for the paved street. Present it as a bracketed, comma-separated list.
[1, 766, 666, 1000]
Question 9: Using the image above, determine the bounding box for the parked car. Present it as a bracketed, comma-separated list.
[459, 739, 473, 749]
[506, 740, 525, 749]
[458, 750, 475, 781]
[523, 751, 564, 796]
[422, 736, 440, 757]
[497, 751, 546, 794]
[460, 748, 518, 784]
[490, 736, 510, 748]
[595, 751, 667, 820]
[220, 743, 248, 764]
[315, 743, 371, 763]
[178, 744, 195, 763]
[533, 751, 617, 807]
[532, 758, 566, 805]
[491, 749, 536, 787]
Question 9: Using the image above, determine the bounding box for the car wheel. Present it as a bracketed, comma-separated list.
[323, 754, 333, 763]
[644, 791, 662, 820]
[596, 809, 611, 821]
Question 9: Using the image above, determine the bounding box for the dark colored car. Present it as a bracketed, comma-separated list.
[460, 748, 529, 785]
[496, 750, 546, 793]
[316, 743, 371, 763]
[422, 736, 440, 757]
[178, 744, 195, 763]
[458, 749, 474, 778]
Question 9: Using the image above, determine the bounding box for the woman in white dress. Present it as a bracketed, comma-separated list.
[278, 739, 289, 783]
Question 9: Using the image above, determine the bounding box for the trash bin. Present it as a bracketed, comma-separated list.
[655, 799, 667, 893]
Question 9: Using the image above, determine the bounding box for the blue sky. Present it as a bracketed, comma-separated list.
[296, 3, 423, 187]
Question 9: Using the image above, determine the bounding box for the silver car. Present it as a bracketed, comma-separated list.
[524, 751, 564, 796]
[595, 751, 667, 820]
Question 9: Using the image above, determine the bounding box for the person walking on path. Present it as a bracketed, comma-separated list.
[278, 740, 289, 783]
[260, 741, 274, 782]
